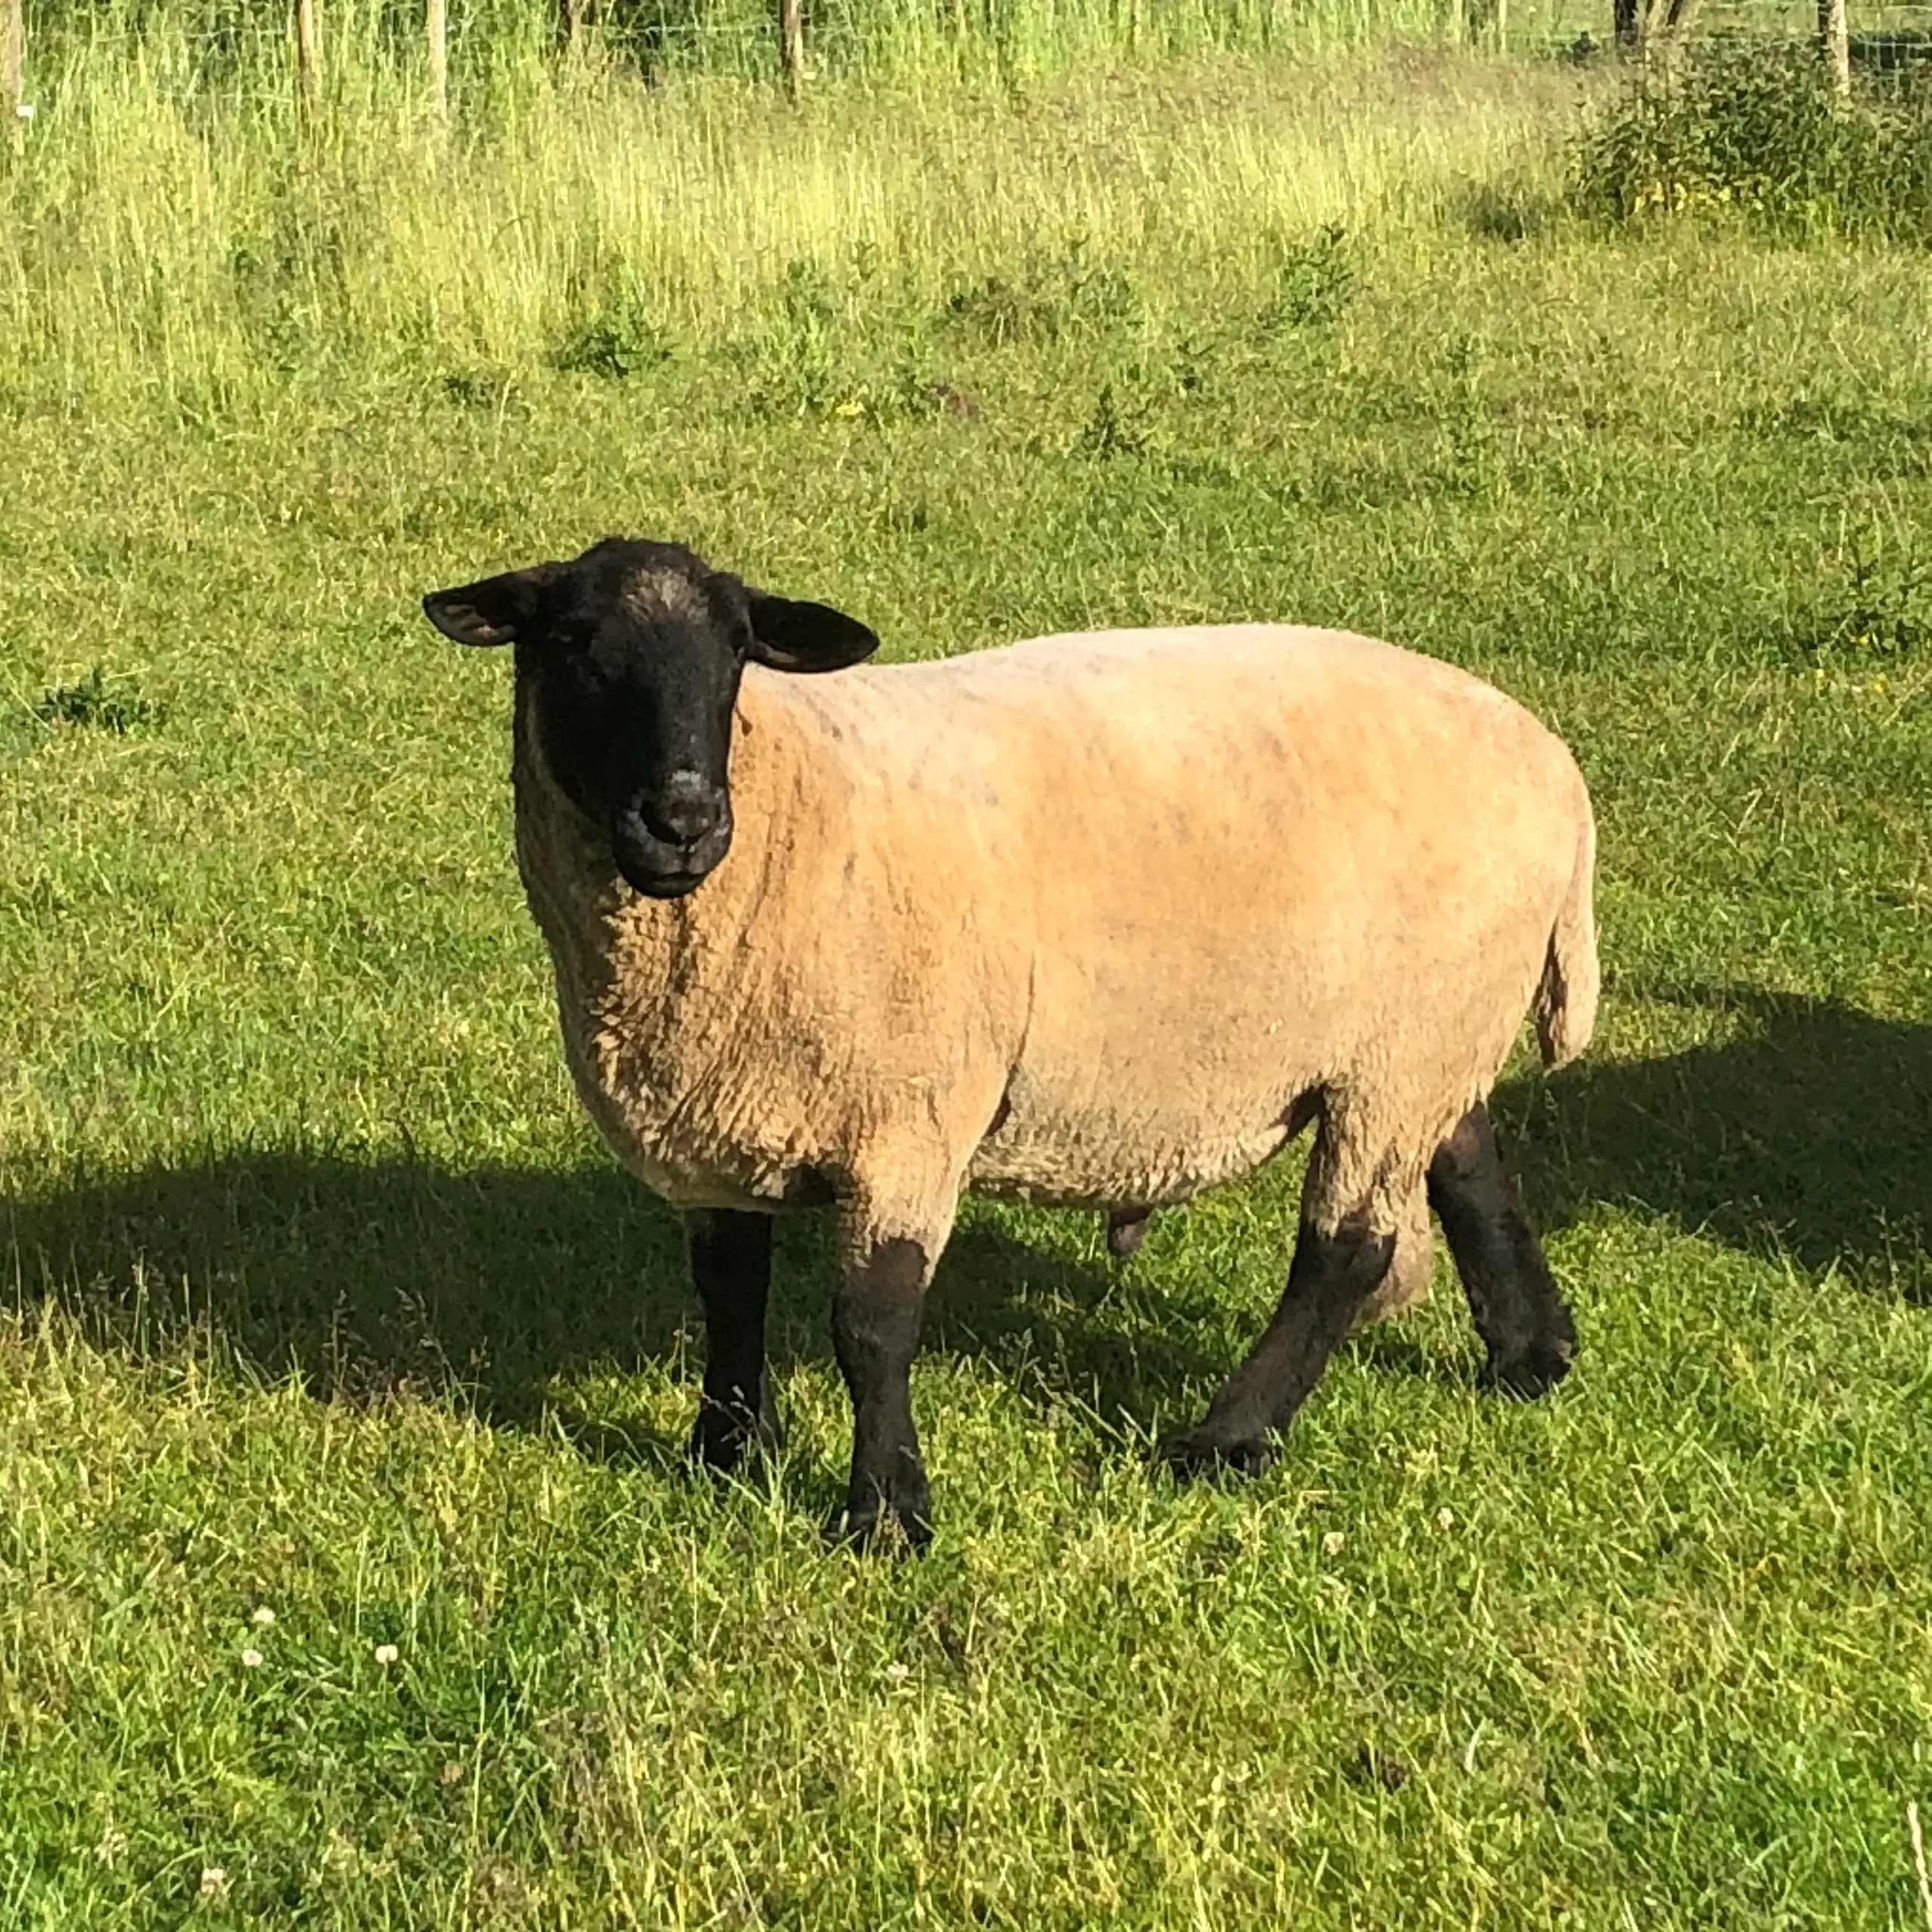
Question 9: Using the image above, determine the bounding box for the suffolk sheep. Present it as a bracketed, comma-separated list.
[423, 537, 1598, 1548]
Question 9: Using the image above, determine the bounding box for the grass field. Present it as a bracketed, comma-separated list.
[4, 40, 1932, 1930]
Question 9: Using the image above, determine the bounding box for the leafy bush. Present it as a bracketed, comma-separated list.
[1573, 40, 1932, 242]
[1809, 538, 1932, 660]
[553, 262, 676, 379]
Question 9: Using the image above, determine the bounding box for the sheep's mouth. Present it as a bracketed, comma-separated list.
[620, 860, 710, 900]
[611, 814, 732, 900]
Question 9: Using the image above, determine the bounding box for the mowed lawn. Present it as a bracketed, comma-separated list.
[2, 53, 1931, 1930]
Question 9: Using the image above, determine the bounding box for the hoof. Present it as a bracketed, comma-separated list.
[831, 1494, 933, 1555]
[688, 1383, 785, 1472]
[1161, 1428, 1275, 1481]
[1479, 1336, 1574, 1400]
[831, 1465, 934, 1553]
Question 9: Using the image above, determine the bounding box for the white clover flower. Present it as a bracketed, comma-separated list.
[374, 1643, 399, 1666]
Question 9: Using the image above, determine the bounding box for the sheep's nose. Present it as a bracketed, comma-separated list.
[638, 769, 726, 849]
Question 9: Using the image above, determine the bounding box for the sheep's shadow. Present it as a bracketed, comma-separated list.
[5, 985, 1922, 1481]
[1, 1152, 697, 1452]
[1494, 986, 1930, 1303]
[0, 1149, 1220, 1459]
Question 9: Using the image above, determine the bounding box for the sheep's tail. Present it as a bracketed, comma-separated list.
[1534, 789, 1599, 1070]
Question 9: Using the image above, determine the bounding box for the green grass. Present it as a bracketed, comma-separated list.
[5, 45, 1932, 1930]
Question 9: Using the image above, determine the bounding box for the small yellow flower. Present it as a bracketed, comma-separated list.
[1321, 1530, 1346, 1556]
[884, 1661, 910, 1685]
[374, 1643, 399, 1666]
[251, 1607, 275, 1628]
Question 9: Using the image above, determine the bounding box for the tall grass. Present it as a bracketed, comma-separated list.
[22, 0, 1472, 97]
[0, 29, 1574, 409]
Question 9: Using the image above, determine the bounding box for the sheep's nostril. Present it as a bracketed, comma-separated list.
[639, 799, 724, 851]
[641, 808, 702, 849]
[638, 771, 727, 851]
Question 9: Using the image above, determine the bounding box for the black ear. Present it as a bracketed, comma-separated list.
[422, 562, 563, 648]
[744, 590, 880, 674]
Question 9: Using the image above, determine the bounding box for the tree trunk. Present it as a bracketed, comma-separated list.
[5, 0, 24, 147]
[295, 0, 322, 104]
[1663, 0, 1705, 51]
[1819, 0, 1850, 95]
[779, 0, 804, 100]
[1631, 0, 1702, 67]
[427, 0, 448, 116]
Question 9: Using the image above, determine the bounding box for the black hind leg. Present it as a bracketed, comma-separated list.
[1427, 1104, 1576, 1397]
[1164, 1209, 1395, 1476]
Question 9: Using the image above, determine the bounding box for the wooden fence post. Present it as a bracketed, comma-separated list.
[779, 0, 803, 99]
[4, 0, 23, 149]
[295, 0, 322, 106]
[1819, 0, 1850, 94]
[428, 0, 448, 116]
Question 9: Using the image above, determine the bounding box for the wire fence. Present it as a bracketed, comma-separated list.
[6, 0, 1932, 119]
[1546, 0, 1932, 60]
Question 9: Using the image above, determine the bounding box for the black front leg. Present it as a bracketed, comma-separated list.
[832, 1234, 933, 1550]
[685, 1208, 780, 1472]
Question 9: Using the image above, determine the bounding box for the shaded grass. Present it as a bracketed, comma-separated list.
[2, 50, 1931, 1931]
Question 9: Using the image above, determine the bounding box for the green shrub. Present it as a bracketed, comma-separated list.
[1572, 39, 1932, 243]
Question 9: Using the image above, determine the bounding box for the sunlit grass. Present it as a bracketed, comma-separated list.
[2, 39, 1930, 1932]
[2, 42, 1583, 402]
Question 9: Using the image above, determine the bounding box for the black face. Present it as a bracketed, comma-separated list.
[423, 537, 879, 899]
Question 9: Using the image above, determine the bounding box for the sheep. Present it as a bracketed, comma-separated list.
[423, 536, 1598, 1549]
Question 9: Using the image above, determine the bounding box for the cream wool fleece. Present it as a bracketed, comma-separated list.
[512, 623, 1597, 1299]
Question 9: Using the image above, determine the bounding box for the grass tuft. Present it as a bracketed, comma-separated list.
[30, 666, 165, 734]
